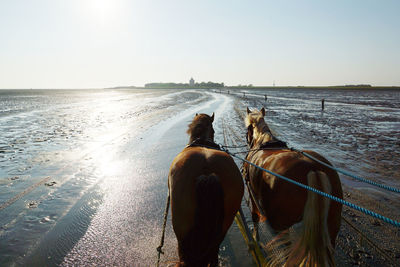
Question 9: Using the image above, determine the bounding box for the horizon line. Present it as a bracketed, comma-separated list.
[1, 84, 400, 90]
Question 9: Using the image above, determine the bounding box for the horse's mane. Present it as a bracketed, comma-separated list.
[245, 110, 274, 145]
[245, 112, 270, 134]
[187, 114, 214, 142]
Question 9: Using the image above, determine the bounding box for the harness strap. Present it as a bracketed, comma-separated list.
[186, 138, 221, 150]
[259, 140, 287, 149]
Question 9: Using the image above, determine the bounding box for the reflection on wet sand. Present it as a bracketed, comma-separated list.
[1, 88, 399, 266]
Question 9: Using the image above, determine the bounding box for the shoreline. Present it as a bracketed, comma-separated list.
[2, 85, 400, 90]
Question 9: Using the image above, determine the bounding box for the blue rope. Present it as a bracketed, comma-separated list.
[290, 148, 400, 194]
[224, 149, 400, 228]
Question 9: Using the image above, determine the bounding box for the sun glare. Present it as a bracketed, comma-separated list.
[84, 0, 120, 23]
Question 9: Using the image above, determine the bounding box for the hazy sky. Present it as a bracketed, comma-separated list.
[1, 0, 399, 88]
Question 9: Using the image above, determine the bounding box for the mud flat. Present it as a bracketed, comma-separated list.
[227, 88, 400, 266]
[0, 89, 258, 266]
[1, 88, 399, 266]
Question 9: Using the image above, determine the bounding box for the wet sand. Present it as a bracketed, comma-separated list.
[1, 88, 399, 266]
[229, 90, 400, 266]
[1, 90, 256, 266]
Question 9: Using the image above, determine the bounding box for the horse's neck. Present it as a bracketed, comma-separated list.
[253, 124, 273, 147]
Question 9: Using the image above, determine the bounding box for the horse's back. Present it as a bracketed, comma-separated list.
[169, 147, 243, 194]
[252, 149, 342, 196]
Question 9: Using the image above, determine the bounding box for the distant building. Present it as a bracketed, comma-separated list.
[189, 77, 195, 86]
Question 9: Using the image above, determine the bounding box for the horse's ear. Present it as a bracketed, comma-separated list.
[210, 112, 214, 122]
[195, 113, 198, 116]
[261, 107, 265, 117]
[247, 107, 251, 114]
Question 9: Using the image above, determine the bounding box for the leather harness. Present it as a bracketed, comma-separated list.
[186, 138, 221, 150]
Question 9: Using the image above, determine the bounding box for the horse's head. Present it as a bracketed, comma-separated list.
[245, 107, 272, 147]
[187, 112, 215, 143]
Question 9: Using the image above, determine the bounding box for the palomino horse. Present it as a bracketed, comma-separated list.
[243, 107, 343, 267]
[168, 113, 244, 266]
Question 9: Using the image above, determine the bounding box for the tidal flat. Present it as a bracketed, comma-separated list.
[0, 88, 399, 266]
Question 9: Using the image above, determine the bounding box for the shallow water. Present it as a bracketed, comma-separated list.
[0, 89, 254, 266]
[0, 88, 399, 266]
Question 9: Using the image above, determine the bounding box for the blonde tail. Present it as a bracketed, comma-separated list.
[265, 171, 334, 267]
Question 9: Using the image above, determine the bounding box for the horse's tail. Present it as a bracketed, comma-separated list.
[288, 170, 334, 267]
[266, 171, 334, 267]
[179, 173, 224, 266]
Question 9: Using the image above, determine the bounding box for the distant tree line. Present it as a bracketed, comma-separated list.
[228, 84, 253, 88]
[337, 84, 372, 88]
[145, 82, 224, 89]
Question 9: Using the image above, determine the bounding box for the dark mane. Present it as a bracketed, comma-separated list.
[187, 114, 214, 143]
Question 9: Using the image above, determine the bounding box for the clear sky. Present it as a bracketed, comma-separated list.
[0, 0, 399, 88]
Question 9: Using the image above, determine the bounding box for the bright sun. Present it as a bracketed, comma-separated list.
[85, 0, 119, 22]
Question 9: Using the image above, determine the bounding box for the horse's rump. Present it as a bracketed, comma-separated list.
[170, 112, 243, 266]
[178, 173, 224, 266]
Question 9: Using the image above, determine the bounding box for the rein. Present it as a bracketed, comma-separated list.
[156, 192, 170, 267]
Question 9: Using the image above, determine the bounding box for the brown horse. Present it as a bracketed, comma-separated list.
[168, 113, 244, 267]
[243, 107, 343, 267]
